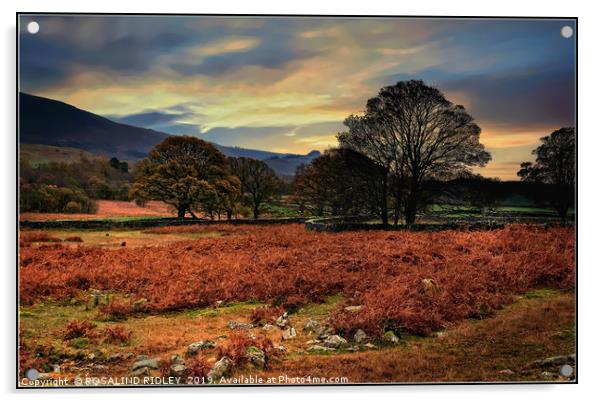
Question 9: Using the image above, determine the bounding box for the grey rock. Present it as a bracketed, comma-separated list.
[282, 327, 297, 340]
[303, 319, 322, 333]
[208, 357, 233, 381]
[533, 354, 576, 367]
[136, 355, 148, 361]
[275, 312, 289, 328]
[247, 346, 266, 369]
[132, 358, 159, 371]
[306, 345, 335, 352]
[131, 367, 150, 377]
[171, 354, 185, 364]
[323, 335, 348, 348]
[262, 324, 277, 332]
[498, 369, 514, 375]
[123, 352, 135, 360]
[353, 329, 367, 343]
[344, 305, 364, 313]
[170, 364, 186, 377]
[306, 339, 321, 345]
[346, 346, 360, 352]
[364, 343, 376, 349]
[227, 320, 254, 330]
[187, 340, 216, 356]
[108, 353, 122, 362]
[318, 327, 335, 340]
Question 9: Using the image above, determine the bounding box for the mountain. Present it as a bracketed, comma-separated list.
[18, 93, 320, 176]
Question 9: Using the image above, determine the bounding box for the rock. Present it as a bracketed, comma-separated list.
[208, 357, 233, 380]
[318, 326, 335, 339]
[274, 345, 286, 354]
[52, 364, 61, 373]
[383, 331, 400, 344]
[187, 340, 216, 356]
[353, 329, 367, 343]
[136, 355, 148, 361]
[346, 346, 360, 352]
[540, 371, 556, 379]
[171, 354, 185, 364]
[262, 324, 277, 332]
[306, 340, 321, 345]
[108, 353, 122, 362]
[364, 343, 376, 349]
[227, 320, 254, 330]
[123, 352, 135, 360]
[498, 369, 514, 375]
[323, 335, 348, 348]
[533, 354, 575, 367]
[215, 300, 224, 307]
[282, 327, 297, 340]
[86, 353, 96, 361]
[246, 346, 266, 369]
[306, 345, 335, 352]
[344, 305, 364, 313]
[275, 312, 289, 328]
[170, 364, 186, 377]
[303, 319, 322, 333]
[132, 358, 159, 371]
[132, 367, 150, 377]
[422, 278, 439, 294]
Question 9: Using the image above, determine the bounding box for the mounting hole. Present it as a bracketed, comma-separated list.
[561, 25, 573, 39]
[560, 364, 574, 377]
[27, 21, 40, 34]
[25, 368, 39, 380]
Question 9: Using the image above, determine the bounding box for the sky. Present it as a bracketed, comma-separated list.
[18, 15, 576, 180]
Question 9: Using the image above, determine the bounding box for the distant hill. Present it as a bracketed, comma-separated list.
[18, 92, 320, 176]
[19, 144, 99, 167]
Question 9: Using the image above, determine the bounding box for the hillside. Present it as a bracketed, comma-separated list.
[18, 93, 320, 175]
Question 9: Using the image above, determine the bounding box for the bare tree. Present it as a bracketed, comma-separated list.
[518, 127, 575, 221]
[229, 157, 281, 219]
[369, 80, 491, 224]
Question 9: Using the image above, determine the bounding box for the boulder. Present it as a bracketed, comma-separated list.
[227, 320, 254, 330]
[353, 329, 367, 343]
[323, 335, 348, 348]
[246, 346, 266, 369]
[282, 327, 297, 340]
[383, 331, 400, 344]
[275, 312, 289, 328]
[187, 340, 216, 356]
[132, 358, 159, 371]
[170, 364, 186, 377]
[303, 319, 322, 333]
[208, 357, 233, 381]
[533, 354, 575, 367]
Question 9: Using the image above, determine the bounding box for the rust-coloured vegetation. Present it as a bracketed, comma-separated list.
[19, 224, 574, 336]
[62, 319, 98, 340]
[101, 325, 132, 344]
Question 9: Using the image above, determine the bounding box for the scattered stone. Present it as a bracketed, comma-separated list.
[52, 364, 61, 373]
[306, 345, 335, 352]
[303, 319, 322, 333]
[306, 340, 321, 345]
[422, 278, 439, 294]
[246, 346, 266, 369]
[171, 354, 185, 364]
[108, 353, 122, 362]
[170, 364, 186, 377]
[187, 340, 216, 356]
[274, 345, 286, 354]
[318, 327, 335, 339]
[282, 327, 297, 340]
[215, 300, 225, 308]
[344, 305, 364, 313]
[136, 355, 148, 361]
[262, 324, 277, 332]
[364, 343, 376, 349]
[434, 331, 446, 338]
[123, 352, 135, 360]
[498, 369, 514, 375]
[354, 329, 367, 343]
[383, 331, 400, 344]
[227, 320, 254, 330]
[323, 335, 348, 348]
[275, 312, 289, 328]
[132, 358, 159, 371]
[86, 353, 96, 361]
[132, 367, 150, 377]
[346, 346, 360, 352]
[540, 371, 556, 379]
[533, 354, 575, 368]
[208, 357, 233, 381]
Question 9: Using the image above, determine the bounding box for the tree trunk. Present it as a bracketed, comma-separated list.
[405, 180, 419, 225]
[227, 210, 232, 220]
[177, 205, 187, 219]
[381, 170, 389, 226]
[253, 207, 259, 220]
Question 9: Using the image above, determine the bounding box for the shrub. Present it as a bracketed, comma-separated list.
[64, 236, 84, 242]
[20, 231, 62, 243]
[102, 325, 132, 344]
[249, 305, 285, 325]
[99, 299, 133, 321]
[62, 319, 97, 340]
[20, 184, 97, 214]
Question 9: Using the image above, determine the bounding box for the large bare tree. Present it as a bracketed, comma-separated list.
[342, 80, 491, 224]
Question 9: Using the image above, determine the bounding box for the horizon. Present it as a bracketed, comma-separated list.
[18, 16, 576, 180]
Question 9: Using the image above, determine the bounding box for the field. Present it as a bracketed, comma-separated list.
[18, 223, 575, 384]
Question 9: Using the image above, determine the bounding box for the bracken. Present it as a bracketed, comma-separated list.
[19, 224, 575, 336]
